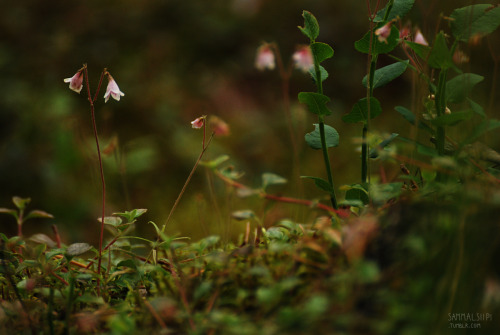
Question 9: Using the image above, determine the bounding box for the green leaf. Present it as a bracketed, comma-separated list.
[301, 176, 334, 193]
[305, 124, 339, 150]
[200, 155, 230, 169]
[298, 10, 320, 41]
[430, 110, 473, 126]
[100, 216, 123, 227]
[114, 209, 148, 223]
[345, 185, 369, 205]
[342, 97, 382, 124]
[446, 73, 484, 104]
[427, 32, 453, 70]
[450, 4, 500, 42]
[231, 210, 255, 221]
[24, 210, 54, 221]
[374, 0, 415, 22]
[467, 98, 486, 118]
[354, 25, 399, 55]
[310, 42, 334, 63]
[262, 173, 287, 190]
[362, 61, 409, 89]
[309, 65, 329, 84]
[29, 234, 56, 248]
[12, 196, 30, 210]
[395, 105, 415, 124]
[395, 106, 435, 134]
[298, 92, 331, 116]
[66, 243, 93, 257]
[404, 41, 431, 60]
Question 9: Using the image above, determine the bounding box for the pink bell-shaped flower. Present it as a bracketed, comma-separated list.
[64, 70, 84, 93]
[255, 43, 275, 71]
[191, 116, 206, 129]
[292, 45, 313, 73]
[104, 73, 125, 103]
[375, 21, 393, 44]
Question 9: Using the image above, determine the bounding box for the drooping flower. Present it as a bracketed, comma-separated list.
[399, 23, 411, 41]
[64, 69, 84, 93]
[104, 73, 125, 103]
[209, 115, 230, 136]
[414, 29, 428, 46]
[191, 116, 206, 129]
[375, 21, 393, 44]
[255, 43, 275, 71]
[292, 45, 313, 73]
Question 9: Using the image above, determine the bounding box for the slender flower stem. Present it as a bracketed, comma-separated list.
[83, 65, 107, 294]
[161, 128, 215, 234]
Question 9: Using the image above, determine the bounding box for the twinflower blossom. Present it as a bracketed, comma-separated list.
[375, 21, 393, 44]
[104, 73, 125, 103]
[255, 43, 275, 71]
[191, 116, 206, 129]
[209, 115, 230, 136]
[64, 70, 84, 93]
[292, 45, 313, 73]
[414, 29, 428, 46]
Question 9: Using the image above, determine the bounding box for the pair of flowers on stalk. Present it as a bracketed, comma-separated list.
[64, 67, 125, 103]
[255, 43, 314, 72]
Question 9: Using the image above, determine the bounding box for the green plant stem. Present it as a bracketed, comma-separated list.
[319, 118, 338, 209]
[361, 125, 368, 183]
[313, 47, 338, 209]
[161, 130, 215, 234]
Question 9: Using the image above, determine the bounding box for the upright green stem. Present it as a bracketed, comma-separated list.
[313, 53, 338, 209]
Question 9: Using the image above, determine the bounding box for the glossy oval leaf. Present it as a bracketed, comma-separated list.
[309, 65, 329, 84]
[299, 10, 320, 41]
[355, 25, 399, 55]
[450, 4, 500, 42]
[13, 196, 30, 210]
[298, 92, 331, 116]
[446, 73, 484, 104]
[301, 176, 334, 193]
[374, 0, 415, 22]
[362, 60, 409, 89]
[342, 97, 382, 124]
[311, 42, 334, 63]
[305, 124, 339, 150]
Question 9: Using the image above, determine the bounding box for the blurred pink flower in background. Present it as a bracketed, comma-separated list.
[292, 45, 313, 72]
[64, 70, 84, 93]
[104, 73, 125, 103]
[414, 29, 428, 46]
[209, 116, 230, 136]
[255, 43, 275, 71]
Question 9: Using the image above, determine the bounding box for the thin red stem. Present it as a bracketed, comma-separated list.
[83, 65, 107, 295]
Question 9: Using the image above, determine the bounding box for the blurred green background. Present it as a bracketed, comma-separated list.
[0, 0, 498, 243]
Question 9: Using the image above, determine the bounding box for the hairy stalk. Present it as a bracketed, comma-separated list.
[83, 66, 107, 294]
